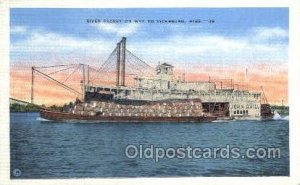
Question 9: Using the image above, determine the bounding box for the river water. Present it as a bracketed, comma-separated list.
[10, 112, 289, 178]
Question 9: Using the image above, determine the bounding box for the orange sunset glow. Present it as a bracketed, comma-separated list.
[10, 8, 289, 107]
[10, 61, 288, 106]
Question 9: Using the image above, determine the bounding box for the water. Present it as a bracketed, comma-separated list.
[273, 110, 289, 121]
[10, 112, 289, 178]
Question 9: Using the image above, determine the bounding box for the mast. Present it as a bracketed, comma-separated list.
[31, 67, 34, 104]
[120, 37, 126, 86]
[82, 64, 85, 101]
[116, 42, 121, 87]
[87, 65, 89, 85]
[261, 86, 268, 104]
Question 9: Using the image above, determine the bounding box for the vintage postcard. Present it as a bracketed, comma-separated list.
[1, 0, 299, 185]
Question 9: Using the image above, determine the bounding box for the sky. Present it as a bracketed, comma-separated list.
[10, 8, 288, 105]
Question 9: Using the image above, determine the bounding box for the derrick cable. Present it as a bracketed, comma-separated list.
[126, 57, 153, 75]
[125, 50, 155, 77]
[211, 78, 232, 82]
[34, 69, 82, 96]
[90, 53, 116, 81]
[125, 49, 153, 69]
[88, 66, 100, 71]
[34, 64, 77, 69]
[88, 66, 103, 83]
[125, 59, 148, 75]
[35, 70, 82, 96]
[126, 58, 144, 73]
[91, 58, 115, 82]
[62, 65, 81, 84]
[98, 55, 116, 72]
[90, 47, 117, 82]
[125, 56, 146, 71]
[47, 65, 77, 75]
[126, 55, 153, 76]
[91, 47, 154, 84]
[125, 54, 152, 73]
[99, 55, 117, 73]
[91, 55, 117, 81]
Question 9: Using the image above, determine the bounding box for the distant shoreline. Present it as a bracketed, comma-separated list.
[10, 103, 41, 112]
[271, 105, 289, 115]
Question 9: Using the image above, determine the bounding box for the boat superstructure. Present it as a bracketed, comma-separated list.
[26, 37, 273, 121]
[82, 37, 272, 120]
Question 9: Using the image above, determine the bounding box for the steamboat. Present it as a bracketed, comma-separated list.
[39, 37, 273, 122]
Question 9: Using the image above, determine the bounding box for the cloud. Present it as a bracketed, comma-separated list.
[10, 29, 117, 64]
[91, 23, 140, 37]
[252, 27, 288, 40]
[10, 26, 288, 68]
[11, 23, 140, 62]
[128, 31, 288, 66]
[10, 26, 27, 34]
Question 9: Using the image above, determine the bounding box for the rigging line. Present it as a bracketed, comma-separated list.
[99, 56, 117, 70]
[95, 62, 116, 73]
[91, 62, 116, 82]
[92, 72, 116, 82]
[125, 59, 155, 76]
[128, 52, 150, 68]
[98, 47, 117, 71]
[62, 65, 81, 84]
[126, 56, 151, 70]
[125, 49, 149, 66]
[90, 47, 117, 82]
[9, 98, 44, 108]
[126, 59, 155, 77]
[125, 59, 146, 74]
[211, 78, 232, 81]
[97, 58, 115, 72]
[127, 61, 154, 74]
[34, 68, 82, 96]
[125, 56, 152, 71]
[100, 62, 117, 74]
[88, 66, 100, 71]
[47, 65, 77, 76]
[126, 57, 146, 69]
[34, 64, 77, 69]
[35, 73, 82, 97]
[126, 60, 143, 71]
[35, 72, 82, 96]
[125, 49, 154, 69]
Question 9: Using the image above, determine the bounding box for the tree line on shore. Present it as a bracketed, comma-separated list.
[10, 103, 64, 112]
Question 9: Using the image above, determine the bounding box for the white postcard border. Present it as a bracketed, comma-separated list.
[1, 0, 299, 185]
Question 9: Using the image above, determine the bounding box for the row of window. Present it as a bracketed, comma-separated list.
[232, 104, 260, 109]
[233, 110, 249, 115]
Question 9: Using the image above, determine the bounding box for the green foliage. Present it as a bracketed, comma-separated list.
[271, 105, 289, 114]
[49, 105, 63, 111]
[10, 103, 65, 112]
[10, 100, 75, 113]
[10, 103, 40, 112]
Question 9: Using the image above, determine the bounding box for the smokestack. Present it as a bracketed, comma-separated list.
[116, 42, 121, 87]
[120, 37, 126, 86]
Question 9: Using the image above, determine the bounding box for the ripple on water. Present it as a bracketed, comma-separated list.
[10, 113, 289, 178]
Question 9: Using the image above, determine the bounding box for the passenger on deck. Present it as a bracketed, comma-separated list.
[75, 97, 82, 105]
